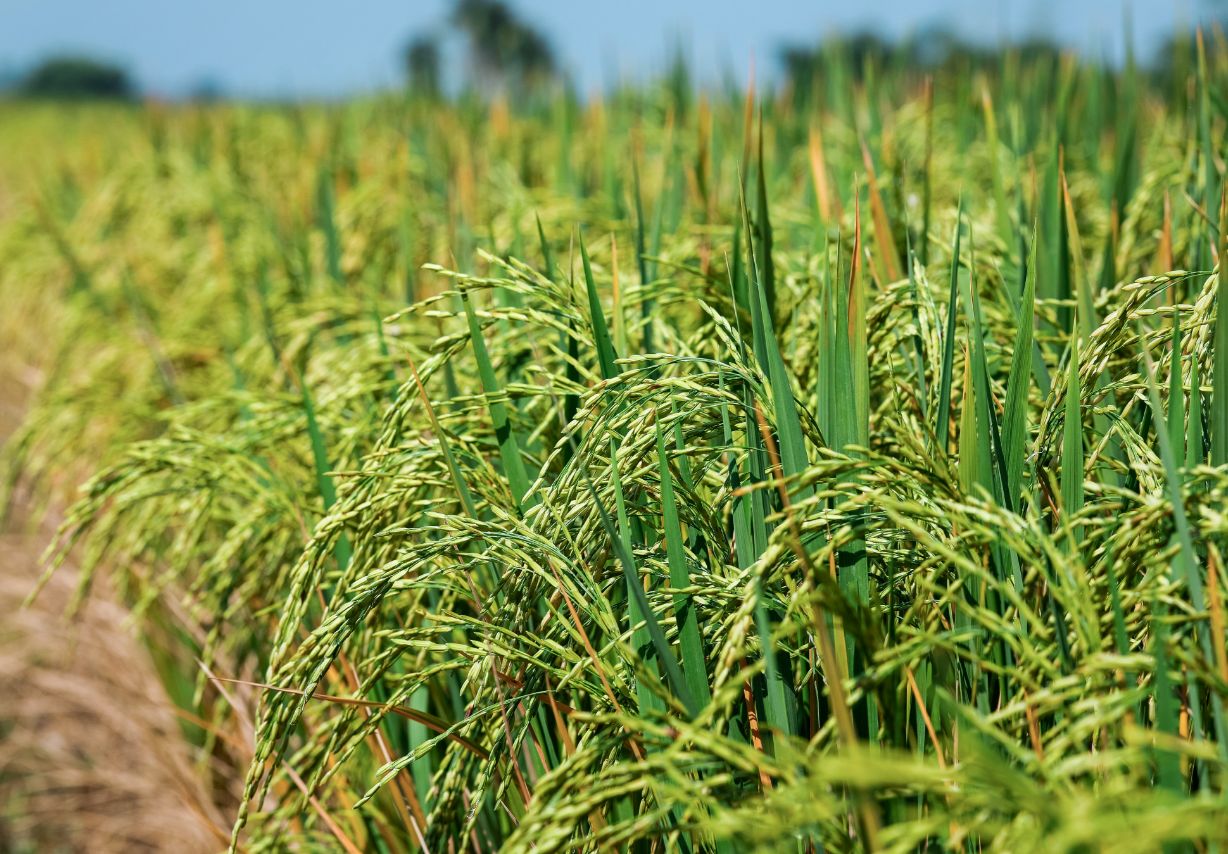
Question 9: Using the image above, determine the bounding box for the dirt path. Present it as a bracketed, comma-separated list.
[0, 362, 225, 850]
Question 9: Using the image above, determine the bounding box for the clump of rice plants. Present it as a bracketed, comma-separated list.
[7, 29, 1228, 853]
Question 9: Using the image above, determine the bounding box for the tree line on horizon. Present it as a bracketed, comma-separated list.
[3, 1, 1223, 102]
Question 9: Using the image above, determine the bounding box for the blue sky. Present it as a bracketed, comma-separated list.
[0, 1, 1216, 98]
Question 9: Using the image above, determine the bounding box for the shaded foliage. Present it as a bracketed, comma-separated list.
[18, 56, 134, 100]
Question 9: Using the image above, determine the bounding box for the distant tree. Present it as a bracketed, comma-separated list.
[188, 78, 226, 103]
[20, 56, 133, 100]
[404, 36, 442, 97]
[839, 32, 900, 74]
[451, 0, 555, 92]
[779, 28, 1067, 101]
[778, 31, 897, 99]
[666, 44, 692, 117]
[1151, 24, 1223, 92]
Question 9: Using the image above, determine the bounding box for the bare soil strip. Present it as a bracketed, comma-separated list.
[0, 381, 224, 851]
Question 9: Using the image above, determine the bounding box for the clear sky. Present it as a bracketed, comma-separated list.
[0, 0, 1217, 99]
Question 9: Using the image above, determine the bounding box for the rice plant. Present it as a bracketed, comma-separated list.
[6, 28, 1228, 852]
